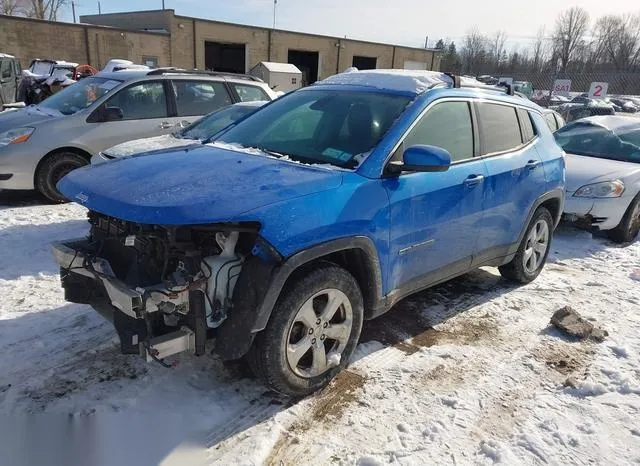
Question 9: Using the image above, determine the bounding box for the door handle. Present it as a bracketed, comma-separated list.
[525, 160, 541, 170]
[159, 121, 174, 129]
[464, 174, 484, 187]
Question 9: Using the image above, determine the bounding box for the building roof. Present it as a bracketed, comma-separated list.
[258, 62, 301, 74]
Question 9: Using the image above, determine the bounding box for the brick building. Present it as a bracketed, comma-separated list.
[0, 9, 440, 83]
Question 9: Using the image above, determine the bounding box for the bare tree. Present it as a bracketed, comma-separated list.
[531, 27, 549, 71]
[26, 0, 68, 20]
[490, 30, 508, 67]
[0, 0, 27, 15]
[594, 13, 640, 71]
[461, 28, 488, 74]
[553, 7, 590, 73]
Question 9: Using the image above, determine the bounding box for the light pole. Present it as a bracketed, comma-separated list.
[273, 0, 277, 29]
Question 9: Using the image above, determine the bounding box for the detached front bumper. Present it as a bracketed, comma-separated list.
[563, 195, 629, 231]
[52, 239, 199, 361]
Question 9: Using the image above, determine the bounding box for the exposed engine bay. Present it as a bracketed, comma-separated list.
[54, 211, 273, 364]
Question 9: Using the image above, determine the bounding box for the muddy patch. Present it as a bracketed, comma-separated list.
[266, 370, 366, 464]
[532, 340, 596, 377]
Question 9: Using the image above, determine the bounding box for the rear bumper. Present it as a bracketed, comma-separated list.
[563, 196, 628, 231]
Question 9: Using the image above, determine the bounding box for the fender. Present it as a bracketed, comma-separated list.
[214, 236, 384, 360]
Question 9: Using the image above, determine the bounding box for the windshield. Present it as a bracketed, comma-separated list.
[39, 77, 122, 115]
[216, 89, 411, 168]
[554, 121, 640, 163]
[30, 61, 53, 76]
[180, 104, 261, 140]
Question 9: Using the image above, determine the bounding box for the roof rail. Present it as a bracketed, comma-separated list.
[443, 72, 515, 96]
[146, 68, 264, 82]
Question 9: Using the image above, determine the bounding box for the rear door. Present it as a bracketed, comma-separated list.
[385, 99, 488, 291]
[168, 79, 234, 130]
[473, 103, 546, 263]
[82, 80, 172, 153]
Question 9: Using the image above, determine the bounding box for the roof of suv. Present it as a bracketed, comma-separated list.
[316, 69, 540, 110]
[96, 69, 266, 85]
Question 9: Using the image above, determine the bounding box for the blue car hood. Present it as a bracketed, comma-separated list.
[58, 145, 344, 225]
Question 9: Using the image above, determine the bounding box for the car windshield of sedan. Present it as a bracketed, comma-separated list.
[39, 76, 123, 115]
[179, 104, 260, 141]
[215, 89, 411, 168]
[554, 122, 640, 163]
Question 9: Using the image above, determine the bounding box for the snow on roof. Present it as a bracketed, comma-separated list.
[0, 53, 15, 58]
[259, 62, 301, 74]
[315, 69, 456, 94]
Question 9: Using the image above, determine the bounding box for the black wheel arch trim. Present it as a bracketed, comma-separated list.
[252, 235, 385, 332]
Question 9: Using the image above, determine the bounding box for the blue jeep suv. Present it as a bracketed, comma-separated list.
[52, 70, 565, 396]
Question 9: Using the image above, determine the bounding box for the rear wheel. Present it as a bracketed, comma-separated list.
[499, 207, 553, 283]
[247, 263, 363, 397]
[35, 151, 88, 203]
[607, 196, 640, 244]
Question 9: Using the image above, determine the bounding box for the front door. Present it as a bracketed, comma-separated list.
[385, 100, 487, 292]
[81, 80, 174, 154]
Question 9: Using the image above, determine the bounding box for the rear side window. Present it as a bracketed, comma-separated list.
[172, 80, 232, 117]
[544, 112, 558, 132]
[517, 108, 536, 141]
[477, 103, 523, 154]
[402, 101, 474, 162]
[554, 113, 566, 130]
[0, 59, 12, 79]
[232, 83, 269, 102]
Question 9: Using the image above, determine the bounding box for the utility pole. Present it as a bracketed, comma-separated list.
[424, 36, 429, 48]
[72, 1, 76, 22]
[162, 0, 165, 9]
[273, 0, 277, 29]
[98, 1, 101, 14]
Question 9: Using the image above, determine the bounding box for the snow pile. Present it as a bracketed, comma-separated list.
[0, 198, 640, 464]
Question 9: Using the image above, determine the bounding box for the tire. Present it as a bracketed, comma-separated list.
[499, 207, 553, 284]
[35, 151, 88, 203]
[607, 196, 640, 244]
[247, 263, 364, 397]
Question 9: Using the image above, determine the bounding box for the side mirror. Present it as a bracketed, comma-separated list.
[388, 145, 452, 174]
[103, 106, 124, 122]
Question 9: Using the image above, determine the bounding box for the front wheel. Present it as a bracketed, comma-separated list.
[499, 207, 553, 283]
[35, 151, 88, 203]
[247, 263, 363, 397]
[607, 197, 640, 244]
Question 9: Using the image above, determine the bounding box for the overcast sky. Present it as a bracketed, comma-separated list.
[68, 0, 639, 50]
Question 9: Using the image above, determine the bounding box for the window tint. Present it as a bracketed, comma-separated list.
[477, 103, 523, 154]
[544, 112, 557, 132]
[518, 109, 536, 141]
[232, 83, 269, 102]
[402, 101, 474, 162]
[172, 80, 232, 117]
[0, 59, 12, 79]
[106, 81, 167, 120]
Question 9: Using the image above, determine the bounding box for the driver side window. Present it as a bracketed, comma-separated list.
[103, 81, 168, 120]
[394, 101, 474, 163]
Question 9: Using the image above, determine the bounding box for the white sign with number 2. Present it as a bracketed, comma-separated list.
[589, 82, 609, 99]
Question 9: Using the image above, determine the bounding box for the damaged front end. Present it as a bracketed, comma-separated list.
[52, 211, 280, 364]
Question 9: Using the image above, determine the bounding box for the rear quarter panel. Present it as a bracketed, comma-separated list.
[531, 111, 566, 196]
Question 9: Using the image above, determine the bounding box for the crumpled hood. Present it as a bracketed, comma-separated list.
[0, 106, 59, 132]
[102, 134, 199, 158]
[58, 145, 344, 224]
[565, 152, 640, 192]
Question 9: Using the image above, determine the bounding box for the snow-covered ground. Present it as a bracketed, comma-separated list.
[1, 191, 640, 465]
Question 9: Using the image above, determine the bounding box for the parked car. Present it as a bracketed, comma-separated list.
[556, 116, 640, 243]
[542, 108, 566, 132]
[555, 100, 615, 122]
[533, 94, 569, 108]
[92, 100, 268, 163]
[0, 69, 276, 201]
[609, 98, 638, 113]
[52, 70, 564, 396]
[0, 53, 22, 106]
